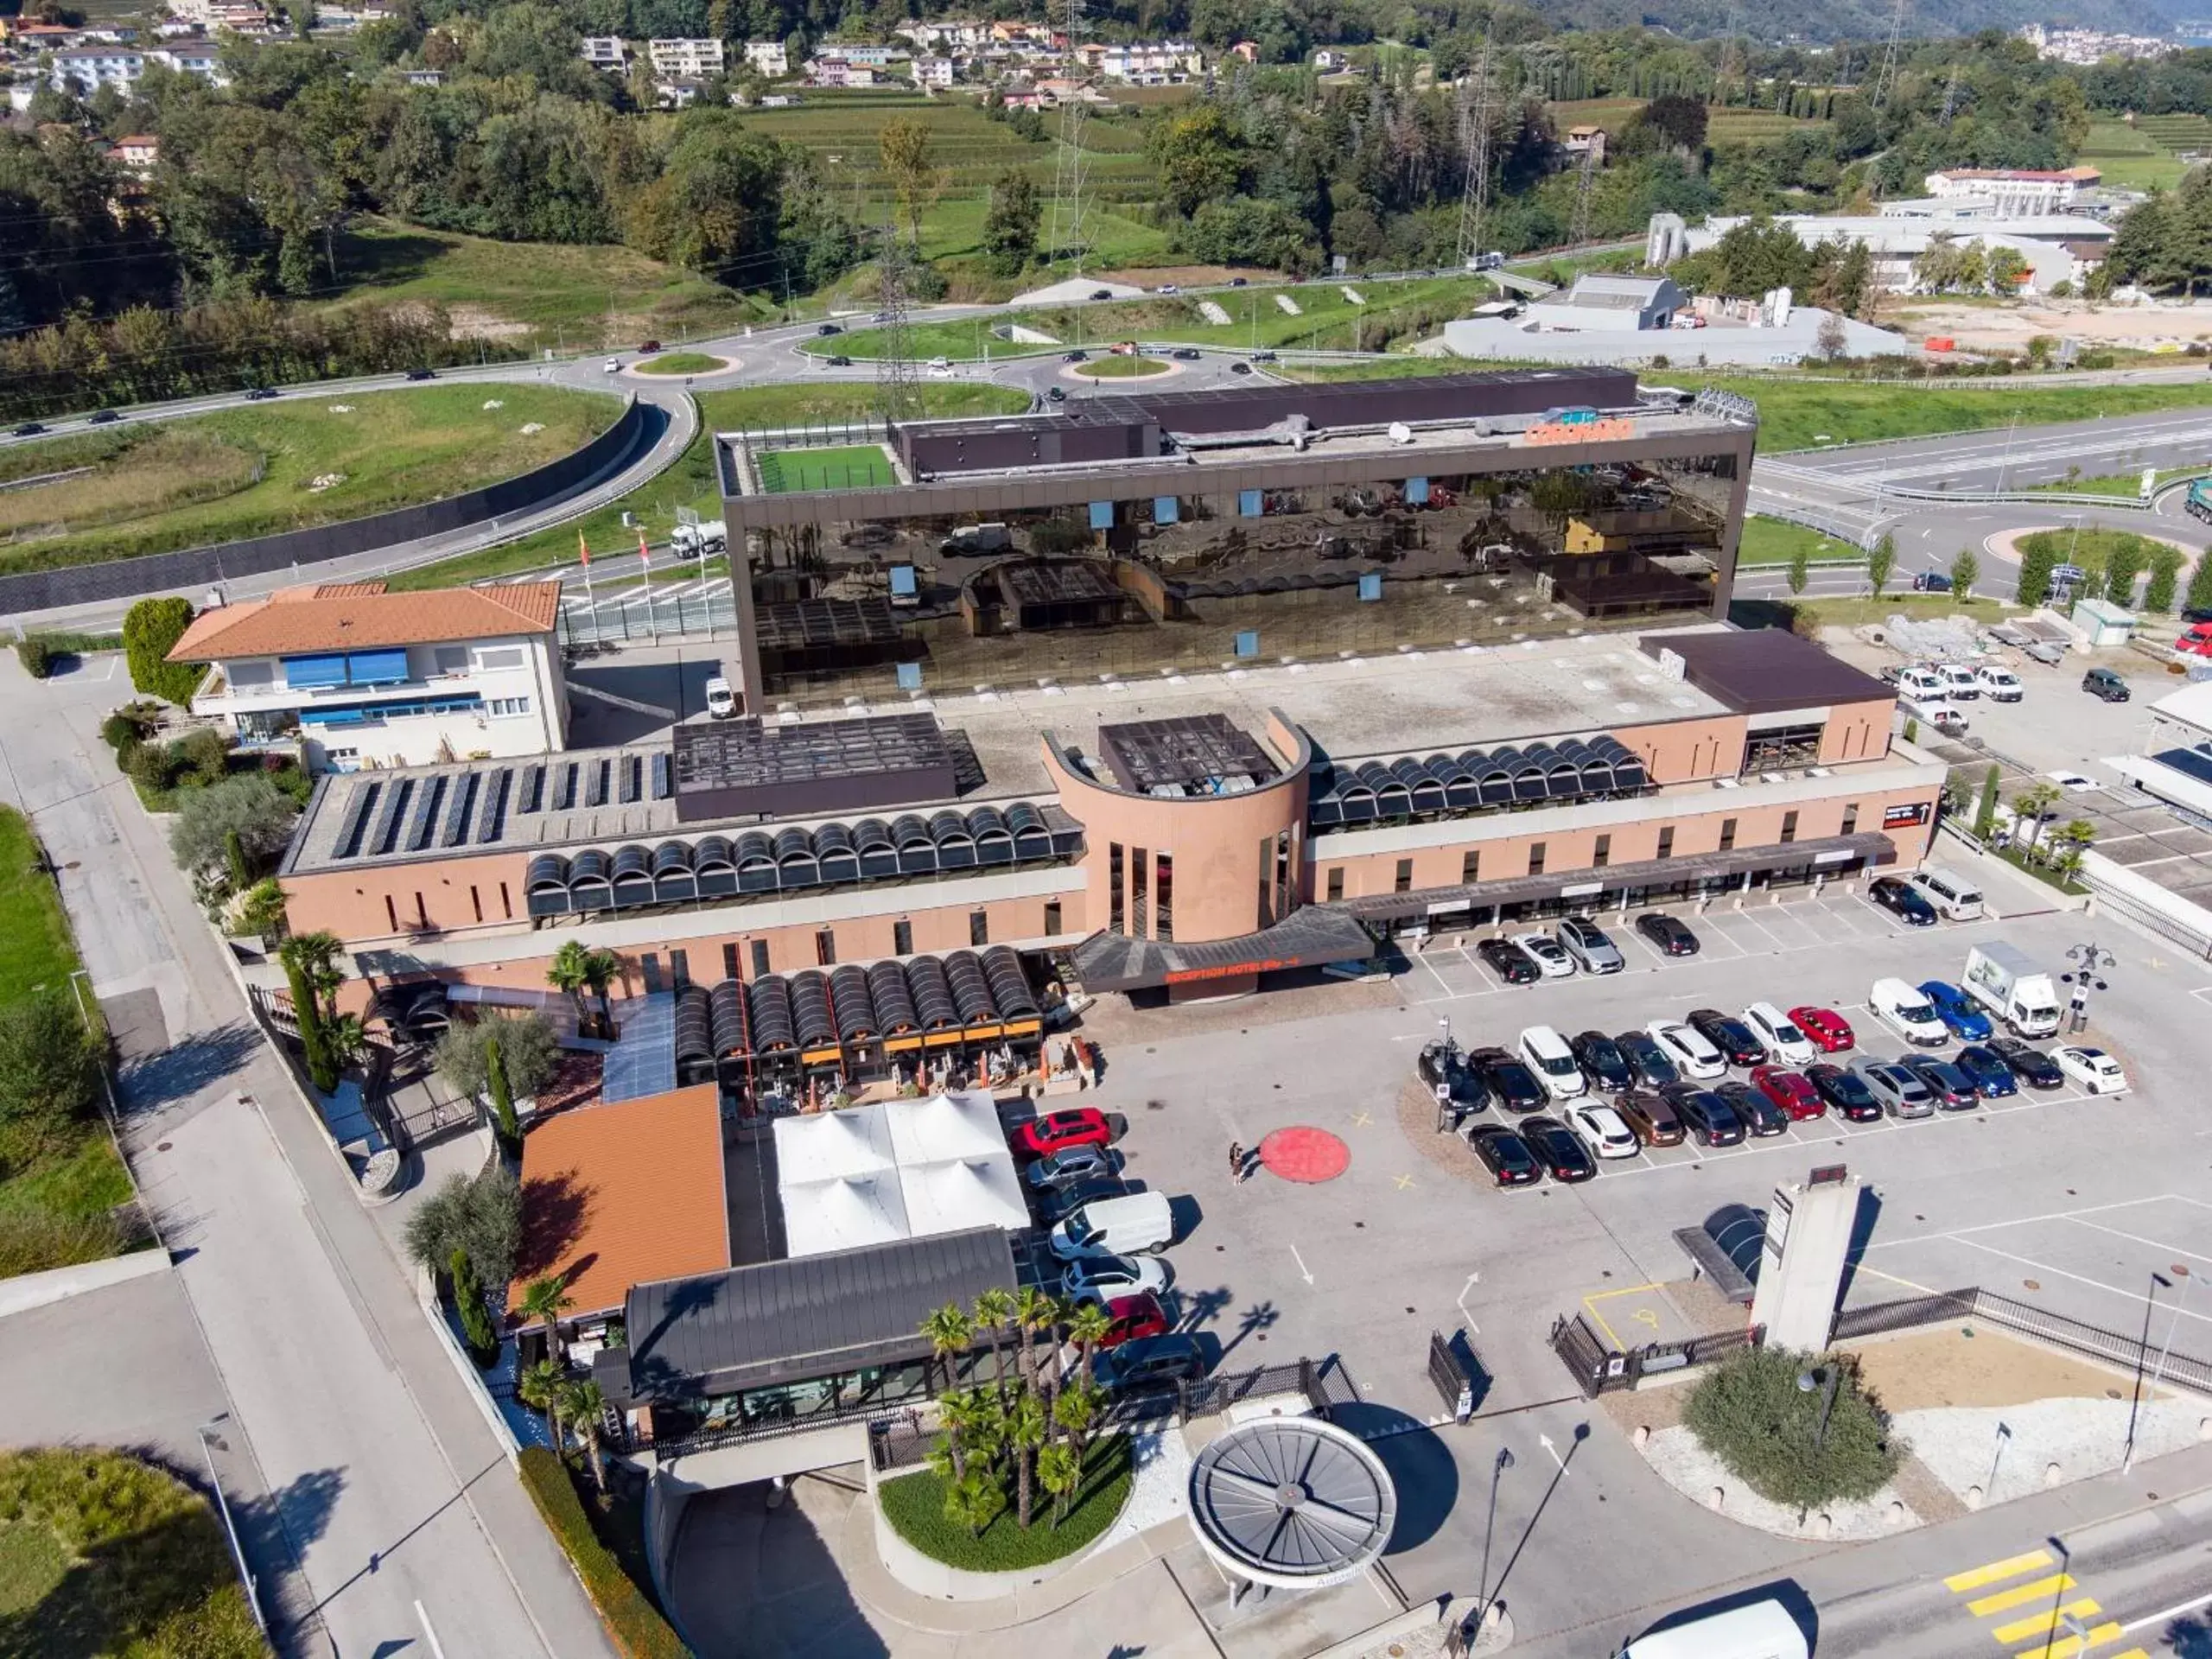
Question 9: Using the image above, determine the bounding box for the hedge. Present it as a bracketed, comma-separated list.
[122, 596, 203, 704]
[516, 1446, 689, 1659]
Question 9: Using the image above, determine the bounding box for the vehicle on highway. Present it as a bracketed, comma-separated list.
[1908, 866, 1985, 921]
[1852, 1058, 1935, 1118]
[1475, 937, 1540, 984]
[1230, 276, 1249, 286]
[1171, 347, 1201, 360]
[1911, 570, 1954, 593]
[1635, 912, 1700, 956]
[1520, 1116, 1597, 1181]
[405, 367, 437, 381]
[1986, 1034, 2065, 1089]
[817, 323, 842, 336]
[1089, 288, 1112, 301]
[1788, 1005, 1854, 1052]
[1511, 932, 1575, 978]
[1614, 1030, 1681, 1088]
[1046, 385, 1067, 401]
[1064, 349, 1088, 363]
[1230, 360, 1253, 374]
[1976, 664, 2024, 701]
[243, 386, 278, 400]
[1916, 979, 1993, 1041]
[1249, 350, 1278, 362]
[1025, 1143, 1117, 1190]
[1649, 1019, 1726, 1079]
[637, 339, 662, 353]
[1961, 942, 2063, 1037]
[1613, 1089, 1685, 1147]
[2056, 1045, 2129, 1094]
[1516, 1026, 1586, 1100]
[2082, 666, 2131, 702]
[1936, 663, 1980, 700]
[1740, 1003, 1816, 1066]
[1567, 1103, 1640, 1160]
[1091, 1332, 1205, 1390]
[1952, 1045, 2019, 1098]
[1061, 1253, 1170, 1304]
[1715, 1080, 1788, 1136]
[603, 357, 622, 372]
[1015, 1108, 1121, 1158]
[1806, 1062, 1882, 1122]
[1871, 977, 1949, 1046]
[1749, 1065, 1825, 1121]
[1568, 1031, 1634, 1093]
[704, 677, 737, 719]
[1417, 1041, 1490, 1113]
[1904, 1056, 1980, 1110]
[1157, 283, 1180, 295]
[1470, 1046, 1546, 1113]
[1096, 1293, 1170, 1350]
[1687, 1008, 1767, 1068]
[1868, 875, 1939, 926]
[1556, 916, 1624, 974]
[1467, 1124, 1542, 1186]
[1660, 1084, 1744, 1147]
[86, 409, 122, 424]
[827, 353, 853, 366]
[10, 422, 45, 436]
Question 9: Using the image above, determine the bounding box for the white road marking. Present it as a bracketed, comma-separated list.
[2120, 1589, 2212, 1634]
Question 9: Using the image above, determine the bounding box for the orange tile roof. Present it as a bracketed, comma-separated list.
[510, 1084, 729, 1319]
[167, 580, 562, 661]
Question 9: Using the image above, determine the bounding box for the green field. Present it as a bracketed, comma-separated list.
[877, 1438, 1132, 1572]
[1549, 97, 1825, 143]
[1075, 355, 1173, 378]
[1738, 516, 1862, 568]
[2079, 117, 2192, 193]
[756, 442, 898, 492]
[1708, 376, 2212, 453]
[632, 352, 728, 376]
[0, 385, 618, 576]
[390, 380, 1030, 588]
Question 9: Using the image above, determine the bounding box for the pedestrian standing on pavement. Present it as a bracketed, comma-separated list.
[1229, 1141, 1244, 1183]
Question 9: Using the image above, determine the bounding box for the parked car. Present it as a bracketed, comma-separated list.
[1025, 1144, 1118, 1190]
[1061, 1253, 1170, 1304]
[1976, 665, 2024, 702]
[1033, 1177, 1129, 1227]
[1470, 1047, 1546, 1113]
[1614, 1089, 1685, 1147]
[1952, 1045, 2019, 1098]
[1916, 980, 1993, 1042]
[1687, 1008, 1767, 1068]
[1567, 1102, 1640, 1160]
[1911, 570, 1953, 593]
[1871, 977, 1949, 1046]
[1511, 932, 1575, 978]
[1716, 1080, 1789, 1137]
[1661, 1084, 1745, 1147]
[1868, 876, 1939, 926]
[704, 677, 738, 719]
[1789, 1006, 1855, 1052]
[1520, 1116, 1597, 1182]
[2056, 1046, 2129, 1094]
[1475, 937, 1540, 985]
[1516, 1025, 1586, 1100]
[1741, 1003, 1817, 1067]
[1986, 1035, 2065, 1090]
[86, 408, 122, 424]
[1852, 1058, 1935, 1118]
[1096, 1293, 1170, 1350]
[1091, 1332, 1206, 1390]
[405, 367, 437, 381]
[2082, 667, 2131, 703]
[1613, 1031, 1681, 1089]
[1806, 1062, 1883, 1122]
[1749, 1065, 1826, 1121]
[1015, 1108, 1122, 1158]
[1649, 1019, 1726, 1079]
[1635, 912, 1701, 956]
[1466, 1124, 1542, 1187]
[1568, 1031, 1635, 1093]
[1904, 1057, 1980, 1110]
[1417, 1041, 1491, 1113]
[1556, 916, 1625, 974]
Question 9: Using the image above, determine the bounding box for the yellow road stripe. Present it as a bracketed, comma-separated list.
[1946, 1551, 2056, 1592]
[2015, 1620, 2122, 1659]
[1970, 1575, 2078, 1616]
[1993, 1600, 2101, 1643]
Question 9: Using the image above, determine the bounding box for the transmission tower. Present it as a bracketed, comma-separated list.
[874, 234, 922, 426]
[1046, 0, 1090, 275]
[1568, 142, 1599, 247]
[1454, 16, 1497, 270]
[1871, 0, 1908, 114]
[1939, 60, 1961, 124]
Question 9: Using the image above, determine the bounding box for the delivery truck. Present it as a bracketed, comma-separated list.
[1961, 941, 2063, 1038]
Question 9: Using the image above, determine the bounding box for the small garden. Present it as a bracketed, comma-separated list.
[2013, 528, 2202, 616]
[1683, 1346, 1901, 1510]
[1961, 767, 2096, 895]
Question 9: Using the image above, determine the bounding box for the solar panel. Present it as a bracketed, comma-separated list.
[442, 772, 480, 849]
[333, 781, 381, 861]
[406, 775, 448, 852]
[475, 769, 512, 844]
[601, 993, 678, 1103]
[370, 779, 414, 856]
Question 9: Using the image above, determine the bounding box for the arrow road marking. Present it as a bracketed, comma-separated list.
[1538, 1433, 1569, 1475]
[1457, 1271, 1482, 1333]
[1288, 1243, 1314, 1286]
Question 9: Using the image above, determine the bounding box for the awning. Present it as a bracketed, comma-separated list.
[1339, 830, 1897, 925]
[1071, 905, 1379, 994]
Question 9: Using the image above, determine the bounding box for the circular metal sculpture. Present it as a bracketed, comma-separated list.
[1187, 1416, 1397, 1592]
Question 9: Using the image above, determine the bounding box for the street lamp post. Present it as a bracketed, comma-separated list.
[1475, 1446, 1514, 1624]
[196, 1422, 265, 1637]
[1798, 1366, 1841, 1449]
[2124, 1271, 2169, 1472]
[2150, 1264, 2194, 1399]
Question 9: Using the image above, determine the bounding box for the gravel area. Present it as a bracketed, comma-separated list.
[1896, 1395, 2211, 1504]
[1640, 1426, 1918, 1541]
[1090, 1426, 1191, 1554]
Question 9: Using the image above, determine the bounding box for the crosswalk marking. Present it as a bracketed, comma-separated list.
[1969, 1575, 2077, 1616]
[1948, 1551, 2056, 1592]
[1991, 1600, 2101, 1643]
[2016, 1622, 2122, 1659]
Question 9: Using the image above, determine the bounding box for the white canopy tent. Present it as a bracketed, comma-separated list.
[779, 1173, 912, 1258]
[774, 1093, 1027, 1259]
[886, 1091, 1008, 1167]
[901, 1155, 1032, 1239]
[773, 1105, 896, 1186]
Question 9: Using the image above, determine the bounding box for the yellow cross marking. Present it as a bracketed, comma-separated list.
[1945, 1551, 2054, 1593]
[1968, 1574, 2075, 1617]
[1351, 1110, 1373, 1128]
[1991, 1600, 2101, 1644]
[1394, 1173, 1415, 1190]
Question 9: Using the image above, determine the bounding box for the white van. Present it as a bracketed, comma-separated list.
[1048, 1191, 1174, 1260]
[1936, 663, 1980, 701]
[1870, 977, 1948, 1046]
[1909, 865, 1984, 920]
[1620, 1600, 1808, 1659]
[1516, 1025, 1586, 1100]
[1895, 666, 1948, 702]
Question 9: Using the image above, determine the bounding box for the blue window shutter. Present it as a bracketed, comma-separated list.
[282, 653, 348, 689]
[1405, 476, 1429, 505]
[1088, 499, 1115, 531]
[1238, 489, 1263, 518]
[346, 648, 410, 684]
[1154, 496, 1179, 524]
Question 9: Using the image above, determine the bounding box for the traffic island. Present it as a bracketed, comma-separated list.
[631, 352, 732, 376]
[873, 1435, 1135, 1596]
[1070, 356, 1174, 379]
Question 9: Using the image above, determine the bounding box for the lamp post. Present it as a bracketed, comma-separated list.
[2124, 1271, 2169, 1472]
[1475, 1445, 1514, 1624]
[1798, 1365, 1841, 1450]
[196, 1422, 265, 1637]
[2150, 1264, 2194, 1399]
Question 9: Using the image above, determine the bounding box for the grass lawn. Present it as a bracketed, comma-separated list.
[0, 1448, 264, 1656]
[1075, 355, 1172, 378]
[1706, 376, 2212, 453]
[2078, 118, 2192, 193]
[321, 215, 772, 350]
[2029, 465, 2207, 499]
[756, 443, 897, 493]
[389, 380, 1029, 589]
[632, 352, 727, 376]
[0, 385, 617, 576]
[877, 1437, 1132, 1571]
[1787, 593, 2020, 629]
[1738, 516, 1862, 569]
[0, 809, 79, 1009]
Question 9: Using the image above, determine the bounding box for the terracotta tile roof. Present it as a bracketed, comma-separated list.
[510, 1084, 729, 1319]
[167, 580, 562, 661]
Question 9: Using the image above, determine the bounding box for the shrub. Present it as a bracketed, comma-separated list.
[167, 773, 299, 876]
[282, 945, 339, 1095]
[451, 1246, 499, 1362]
[178, 727, 231, 785]
[2145, 547, 2184, 614]
[1683, 1346, 1901, 1509]
[436, 1013, 558, 1103]
[0, 992, 101, 1135]
[100, 709, 153, 752]
[15, 638, 52, 678]
[518, 1446, 690, 1659]
[878, 1437, 1133, 1569]
[404, 1166, 523, 1289]
[122, 596, 204, 704]
[126, 740, 181, 793]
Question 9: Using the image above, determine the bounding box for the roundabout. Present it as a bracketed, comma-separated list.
[628, 351, 738, 378]
[1068, 355, 1175, 381]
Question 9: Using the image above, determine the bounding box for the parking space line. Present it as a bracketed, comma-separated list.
[2061, 1216, 2212, 1266]
[1866, 1194, 2197, 1251]
[1418, 950, 1454, 998]
[1946, 1239, 2212, 1328]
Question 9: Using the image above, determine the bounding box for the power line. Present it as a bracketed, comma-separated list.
[1046, 0, 1090, 275]
[1872, 0, 1909, 116]
[1454, 13, 1497, 273]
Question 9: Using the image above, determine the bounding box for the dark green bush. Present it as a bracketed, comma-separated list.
[122, 597, 204, 704]
[517, 1447, 689, 1659]
[15, 639, 52, 679]
[1683, 1346, 1900, 1510]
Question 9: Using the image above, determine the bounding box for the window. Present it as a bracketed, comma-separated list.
[1394, 857, 1414, 894]
[1326, 867, 1344, 902]
[1461, 849, 1481, 885]
[640, 953, 663, 994]
[486, 696, 533, 718]
[1132, 849, 1148, 938]
[750, 938, 771, 978]
[1656, 826, 1675, 860]
[1109, 843, 1125, 933]
[1841, 804, 1859, 836]
[1780, 810, 1799, 845]
[815, 928, 836, 966]
[1528, 842, 1546, 877]
[670, 948, 689, 988]
[499, 881, 512, 919]
[433, 645, 470, 675]
[414, 892, 429, 930]
[475, 645, 526, 670]
[893, 918, 913, 957]
[969, 909, 989, 946]
[722, 943, 741, 981]
[469, 885, 483, 924]
[1155, 851, 1173, 942]
[1043, 899, 1062, 937]
[1592, 834, 1611, 869]
[1719, 817, 1738, 852]
[227, 659, 273, 687]
[384, 894, 398, 933]
[1273, 830, 1293, 923]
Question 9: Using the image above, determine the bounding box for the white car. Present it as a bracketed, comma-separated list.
[603, 357, 621, 372]
[1648, 1018, 1726, 1079]
[2044, 770, 2101, 794]
[1740, 1002, 1817, 1067]
[2055, 1046, 2128, 1095]
[704, 676, 738, 719]
[1870, 977, 1948, 1046]
[1512, 932, 1575, 979]
[1516, 1025, 1586, 1100]
[1976, 665, 2023, 702]
[1567, 1102, 1640, 1160]
[1060, 1252, 1171, 1303]
[1896, 666, 1948, 701]
[1936, 664, 1980, 701]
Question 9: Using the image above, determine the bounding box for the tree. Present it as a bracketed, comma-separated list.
[1063, 1300, 1113, 1384]
[560, 1376, 610, 1490]
[1147, 104, 1245, 220]
[2016, 533, 2062, 610]
[235, 877, 289, 942]
[280, 934, 340, 1094]
[972, 1287, 1016, 1399]
[1006, 1389, 1046, 1530]
[435, 1012, 557, 1104]
[922, 1301, 974, 1394]
[2011, 779, 2064, 860]
[1786, 544, 1810, 597]
[168, 775, 300, 880]
[2105, 539, 2147, 607]
[980, 169, 1040, 276]
[2051, 817, 2097, 884]
[944, 1469, 1007, 1538]
[878, 116, 943, 251]
[1815, 311, 1847, 361]
[1867, 533, 1895, 597]
[2145, 547, 2184, 614]
[2188, 549, 2212, 618]
[1637, 92, 1708, 153]
[516, 1274, 574, 1353]
[1037, 1441, 1082, 1529]
[403, 1166, 522, 1288]
[625, 111, 787, 275]
[484, 1033, 520, 1147]
[450, 1246, 498, 1361]
[123, 597, 205, 703]
[1950, 548, 1980, 598]
[547, 942, 618, 1033]
[1973, 764, 2001, 839]
[1011, 1286, 1058, 1403]
[518, 1357, 569, 1446]
[1683, 1346, 1898, 1509]
[0, 993, 99, 1139]
[222, 828, 251, 891]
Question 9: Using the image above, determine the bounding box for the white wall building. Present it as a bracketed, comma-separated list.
[48, 47, 143, 92]
[1684, 212, 2107, 296]
[911, 54, 955, 86]
[579, 35, 627, 70]
[1521, 273, 1687, 334]
[1924, 167, 2102, 216]
[168, 581, 570, 773]
[742, 39, 787, 74]
[647, 36, 722, 77]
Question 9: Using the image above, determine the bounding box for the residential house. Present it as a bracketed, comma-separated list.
[402, 66, 444, 86]
[578, 35, 627, 71]
[1313, 47, 1344, 70]
[0, 19, 83, 47]
[48, 47, 143, 93]
[806, 56, 879, 86]
[911, 54, 954, 87]
[1562, 124, 1607, 164]
[1230, 39, 1258, 60]
[1924, 167, 2101, 216]
[150, 40, 228, 80]
[741, 38, 787, 75]
[111, 132, 158, 172]
[656, 76, 703, 105]
[646, 36, 723, 78]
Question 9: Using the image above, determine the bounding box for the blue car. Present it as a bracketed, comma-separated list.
[1916, 979, 1992, 1041]
[1953, 1044, 2018, 1098]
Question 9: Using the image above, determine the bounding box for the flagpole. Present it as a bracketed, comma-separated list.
[639, 530, 657, 642]
[577, 528, 596, 645]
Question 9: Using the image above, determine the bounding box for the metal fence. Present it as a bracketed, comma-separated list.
[1827, 1286, 2212, 1398]
[1549, 1313, 1763, 1397]
[1830, 1288, 1977, 1342]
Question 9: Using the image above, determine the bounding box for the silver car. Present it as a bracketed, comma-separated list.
[1851, 1058, 1934, 1119]
[1556, 916, 1625, 975]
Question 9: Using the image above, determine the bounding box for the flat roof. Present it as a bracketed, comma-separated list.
[1648, 627, 1894, 715]
[673, 713, 954, 823]
[1098, 714, 1278, 794]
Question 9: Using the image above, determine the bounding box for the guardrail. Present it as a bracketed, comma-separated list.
[1830, 1284, 2212, 1396]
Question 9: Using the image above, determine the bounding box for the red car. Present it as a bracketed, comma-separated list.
[1789, 1006, 1855, 1052]
[1750, 1065, 1827, 1121]
[2177, 622, 2212, 658]
[1014, 1108, 1121, 1158]
[1098, 1293, 1170, 1349]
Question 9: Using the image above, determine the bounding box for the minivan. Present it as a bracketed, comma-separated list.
[1048, 1190, 1174, 1260]
[1090, 1332, 1205, 1391]
[1516, 1026, 1586, 1100]
[1895, 666, 1948, 701]
[1936, 664, 1980, 701]
[1870, 977, 1948, 1046]
[1909, 865, 1984, 920]
[1619, 1599, 1808, 1659]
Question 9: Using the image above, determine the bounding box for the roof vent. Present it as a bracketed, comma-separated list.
[1388, 421, 1413, 445]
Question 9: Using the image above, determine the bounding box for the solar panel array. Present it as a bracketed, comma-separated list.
[320, 749, 675, 867]
[1307, 734, 1649, 827]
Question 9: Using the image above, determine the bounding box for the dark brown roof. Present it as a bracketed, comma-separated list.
[1645, 629, 1893, 715]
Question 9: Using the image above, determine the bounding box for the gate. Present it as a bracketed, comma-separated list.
[1427, 1329, 1487, 1421]
[1548, 1313, 1621, 1397]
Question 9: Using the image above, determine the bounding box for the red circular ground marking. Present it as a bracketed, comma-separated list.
[1258, 1126, 1351, 1183]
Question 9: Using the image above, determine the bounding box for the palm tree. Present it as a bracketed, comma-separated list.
[518, 1358, 568, 1446]
[1054, 1376, 1102, 1466]
[560, 1377, 610, 1490]
[1012, 1286, 1058, 1401]
[283, 930, 346, 1020]
[516, 1275, 574, 1359]
[931, 1386, 982, 1484]
[1063, 1300, 1114, 1390]
[548, 941, 619, 1033]
[971, 1287, 1016, 1400]
[1038, 1441, 1082, 1529]
[2011, 780, 2064, 861]
[944, 1469, 1006, 1539]
[920, 1300, 973, 1393]
[2051, 817, 2097, 885]
[1006, 1389, 1046, 1530]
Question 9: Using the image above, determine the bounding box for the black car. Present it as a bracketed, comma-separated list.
[1905, 1057, 1980, 1110]
[1688, 1009, 1767, 1068]
[86, 409, 122, 424]
[2082, 667, 2131, 703]
[827, 353, 852, 366]
[1046, 386, 1067, 402]
[1417, 1041, 1490, 1114]
[1470, 1046, 1545, 1113]
[10, 422, 45, 436]
[1467, 1125, 1541, 1187]
[1661, 1083, 1744, 1147]
[1613, 1031, 1681, 1089]
[1806, 1062, 1883, 1122]
[405, 367, 436, 381]
[1569, 1031, 1634, 1093]
[244, 386, 279, 400]
[1475, 937, 1540, 985]
[1171, 347, 1200, 360]
[1986, 1035, 2065, 1090]
[1249, 350, 1278, 362]
[1089, 288, 1112, 301]
[1520, 1116, 1596, 1183]
[1868, 876, 1938, 926]
[1715, 1080, 1789, 1137]
[1635, 912, 1700, 956]
[1064, 349, 1089, 363]
[1033, 1175, 1129, 1225]
[1229, 360, 1253, 375]
[817, 322, 843, 336]
[1229, 276, 1249, 286]
[1953, 1045, 2019, 1098]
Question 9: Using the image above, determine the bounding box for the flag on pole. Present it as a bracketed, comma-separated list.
[638, 530, 651, 568]
[577, 528, 590, 567]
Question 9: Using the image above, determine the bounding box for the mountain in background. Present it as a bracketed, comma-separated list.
[1551, 0, 2181, 42]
